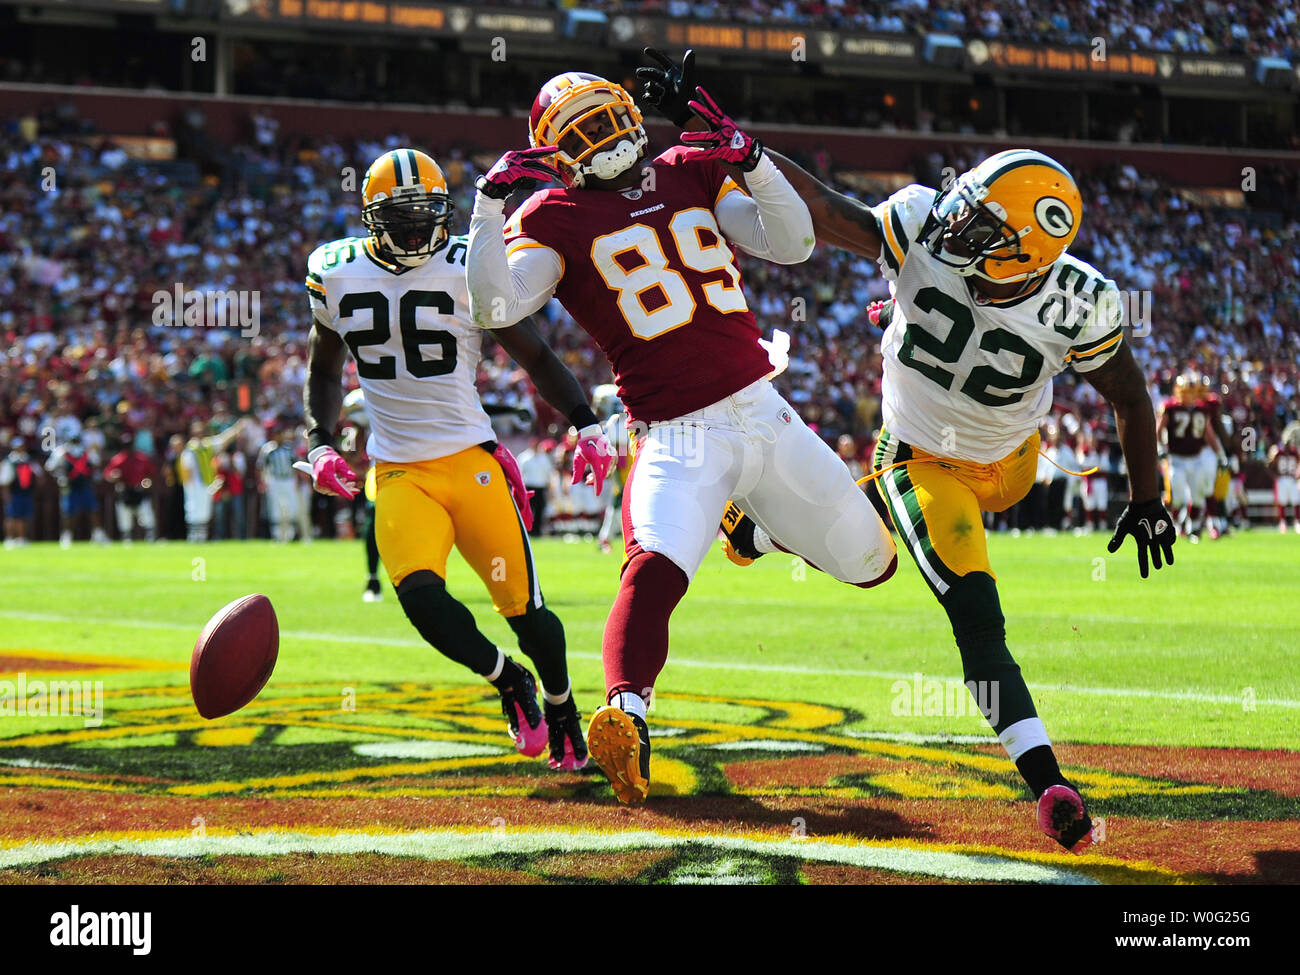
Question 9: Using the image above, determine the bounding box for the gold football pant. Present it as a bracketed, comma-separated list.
[373, 444, 541, 618]
[872, 428, 1039, 596]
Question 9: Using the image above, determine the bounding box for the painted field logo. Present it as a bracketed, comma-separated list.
[50, 905, 151, 955]
[890, 672, 998, 725]
[0, 674, 103, 727]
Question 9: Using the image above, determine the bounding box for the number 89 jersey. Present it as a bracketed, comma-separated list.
[872, 184, 1125, 464]
[306, 234, 495, 463]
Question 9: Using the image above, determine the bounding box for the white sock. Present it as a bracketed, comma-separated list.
[998, 717, 1051, 761]
[752, 524, 776, 554]
[543, 684, 571, 706]
[612, 691, 648, 721]
[484, 649, 505, 683]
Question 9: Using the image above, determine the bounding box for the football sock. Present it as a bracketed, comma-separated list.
[396, 570, 499, 676]
[602, 551, 688, 700]
[489, 654, 528, 692]
[612, 690, 648, 721]
[543, 684, 572, 706]
[506, 604, 570, 699]
[938, 572, 1037, 735]
[364, 508, 380, 576]
[1015, 743, 1073, 799]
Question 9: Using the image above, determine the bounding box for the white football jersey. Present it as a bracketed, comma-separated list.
[872, 184, 1124, 464]
[307, 235, 495, 463]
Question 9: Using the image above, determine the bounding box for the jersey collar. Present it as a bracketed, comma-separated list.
[364, 238, 412, 276]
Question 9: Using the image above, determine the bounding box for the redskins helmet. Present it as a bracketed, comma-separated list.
[924, 149, 1082, 288]
[1174, 372, 1199, 404]
[361, 148, 455, 267]
[529, 72, 647, 188]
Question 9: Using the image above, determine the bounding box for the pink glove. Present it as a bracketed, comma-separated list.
[493, 443, 535, 532]
[476, 147, 563, 200]
[572, 425, 615, 497]
[866, 299, 893, 328]
[295, 447, 358, 499]
[680, 87, 763, 171]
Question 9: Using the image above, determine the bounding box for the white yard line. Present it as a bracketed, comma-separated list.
[2, 609, 1297, 708]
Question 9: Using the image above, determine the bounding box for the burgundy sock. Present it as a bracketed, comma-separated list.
[602, 551, 689, 701]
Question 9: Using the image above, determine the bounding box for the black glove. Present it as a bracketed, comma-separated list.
[635, 47, 696, 128]
[1107, 498, 1176, 579]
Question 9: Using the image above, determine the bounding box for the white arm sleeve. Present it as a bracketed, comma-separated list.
[467, 194, 563, 329]
[713, 155, 815, 265]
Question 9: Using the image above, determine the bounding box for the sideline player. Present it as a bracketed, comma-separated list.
[467, 72, 896, 803]
[1158, 373, 1226, 541]
[1268, 435, 1300, 532]
[635, 50, 1174, 851]
[302, 147, 610, 769]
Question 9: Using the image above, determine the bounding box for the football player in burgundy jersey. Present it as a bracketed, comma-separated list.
[1267, 437, 1300, 532]
[1158, 374, 1227, 540]
[467, 71, 897, 805]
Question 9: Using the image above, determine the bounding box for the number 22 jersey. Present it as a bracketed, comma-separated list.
[872, 184, 1126, 464]
[306, 234, 495, 463]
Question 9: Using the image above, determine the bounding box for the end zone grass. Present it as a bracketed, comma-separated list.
[0, 532, 1296, 883]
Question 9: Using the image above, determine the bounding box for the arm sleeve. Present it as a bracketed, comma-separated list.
[869, 183, 936, 280]
[713, 155, 815, 265]
[305, 245, 332, 328]
[1066, 282, 1125, 374]
[467, 195, 563, 329]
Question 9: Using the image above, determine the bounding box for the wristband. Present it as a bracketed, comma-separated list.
[568, 404, 600, 430]
[306, 428, 335, 453]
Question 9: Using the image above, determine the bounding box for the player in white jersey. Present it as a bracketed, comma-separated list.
[299, 148, 613, 770]
[639, 52, 1174, 853]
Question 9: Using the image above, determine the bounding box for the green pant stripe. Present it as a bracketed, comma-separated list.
[881, 452, 961, 596]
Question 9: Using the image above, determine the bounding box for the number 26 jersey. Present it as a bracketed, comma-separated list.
[306, 234, 495, 463]
[873, 184, 1126, 464]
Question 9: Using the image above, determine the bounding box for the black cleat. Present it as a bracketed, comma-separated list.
[543, 695, 589, 771]
[720, 501, 762, 566]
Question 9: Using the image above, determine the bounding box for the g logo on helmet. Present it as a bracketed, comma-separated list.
[1035, 196, 1075, 238]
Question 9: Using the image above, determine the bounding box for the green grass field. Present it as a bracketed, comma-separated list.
[1, 531, 1297, 884]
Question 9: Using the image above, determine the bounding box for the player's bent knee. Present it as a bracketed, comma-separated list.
[850, 552, 898, 589]
[394, 568, 445, 596]
[506, 603, 565, 648]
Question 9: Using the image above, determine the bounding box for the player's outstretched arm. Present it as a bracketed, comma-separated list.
[304, 324, 347, 452]
[301, 323, 358, 498]
[492, 316, 615, 495]
[763, 149, 885, 260]
[466, 154, 563, 330]
[1086, 341, 1175, 576]
[492, 316, 596, 427]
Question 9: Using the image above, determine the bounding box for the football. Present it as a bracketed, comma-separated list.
[190, 594, 279, 720]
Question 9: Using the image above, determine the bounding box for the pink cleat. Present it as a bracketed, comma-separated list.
[1037, 783, 1096, 854]
[498, 662, 548, 757]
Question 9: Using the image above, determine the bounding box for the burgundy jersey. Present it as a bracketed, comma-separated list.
[1163, 398, 1212, 456]
[1271, 445, 1300, 480]
[506, 146, 772, 423]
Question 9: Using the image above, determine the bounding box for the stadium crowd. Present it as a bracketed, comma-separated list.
[2, 104, 1298, 544]
[578, 0, 1300, 58]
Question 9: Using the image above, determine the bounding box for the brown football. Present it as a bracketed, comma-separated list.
[190, 594, 279, 719]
